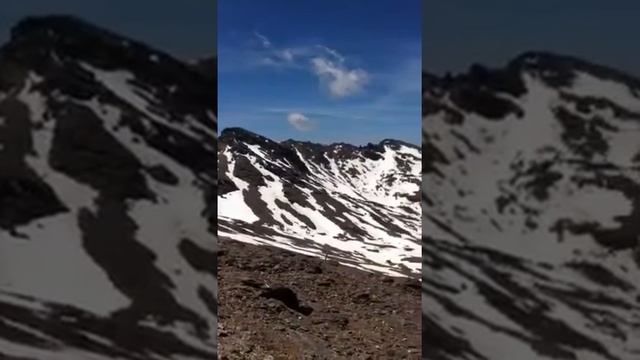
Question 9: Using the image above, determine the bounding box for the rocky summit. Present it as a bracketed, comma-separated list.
[0, 15, 217, 360]
[218, 127, 421, 278]
[423, 51, 640, 360]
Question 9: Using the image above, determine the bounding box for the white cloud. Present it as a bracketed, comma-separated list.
[311, 57, 370, 98]
[287, 113, 315, 131]
[238, 33, 371, 98]
[254, 31, 271, 48]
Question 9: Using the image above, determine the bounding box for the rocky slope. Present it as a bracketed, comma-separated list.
[218, 128, 421, 278]
[0, 15, 217, 359]
[423, 52, 640, 360]
[218, 237, 421, 360]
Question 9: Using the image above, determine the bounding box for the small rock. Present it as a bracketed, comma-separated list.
[240, 278, 263, 288]
[353, 292, 371, 303]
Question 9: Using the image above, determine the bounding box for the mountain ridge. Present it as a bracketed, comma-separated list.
[425, 51, 640, 101]
[219, 125, 421, 277]
[220, 126, 420, 149]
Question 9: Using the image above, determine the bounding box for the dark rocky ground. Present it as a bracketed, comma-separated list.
[217, 237, 421, 360]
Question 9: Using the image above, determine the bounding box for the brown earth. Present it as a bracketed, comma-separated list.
[217, 237, 421, 360]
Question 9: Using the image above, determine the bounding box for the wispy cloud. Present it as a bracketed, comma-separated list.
[277, 49, 292, 62]
[311, 57, 369, 98]
[254, 31, 271, 48]
[287, 112, 315, 131]
[222, 31, 371, 98]
[315, 45, 346, 63]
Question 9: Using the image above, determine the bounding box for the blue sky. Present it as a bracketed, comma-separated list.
[0, 0, 215, 60]
[218, 0, 421, 146]
[424, 1, 640, 77]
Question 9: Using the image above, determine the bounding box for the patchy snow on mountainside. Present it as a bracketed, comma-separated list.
[218, 128, 421, 277]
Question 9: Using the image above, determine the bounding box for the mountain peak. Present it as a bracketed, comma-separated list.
[5, 15, 184, 75]
[379, 138, 419, 149]
[220, 127, 277, 145]
[426, 51, 640, 93]
[8, 15, 137, 56]
[515, 51, 640, 89]
[12, 15, 103, 38]
[509, 50, 580, 66]
[0, 15, 215, 119]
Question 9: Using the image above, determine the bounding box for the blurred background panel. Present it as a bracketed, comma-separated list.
[0, 1, 217, 359]
[423, 1, 640, 359]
